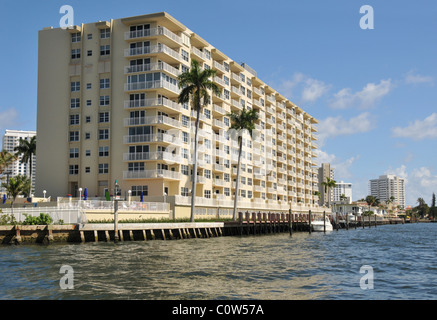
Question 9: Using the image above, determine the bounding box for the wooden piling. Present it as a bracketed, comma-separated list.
[323, 211, 326, 233]
[114, 200, 119, 242]
[309, 210, 312, 234]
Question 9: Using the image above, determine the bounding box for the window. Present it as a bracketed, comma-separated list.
[70, 114, 80, 125]
[71, 82, 80, 92]
[99, 146, 109, 157]
[100, 78, 110, 89]
[223, 117, 230, 127]
[86, 100, 92, 106]
[224, 89, 230, 100]
[248, 191, 253, 199]
[71, 49, 81, 59]
[99, 112, 110, 123]
[99, 129, 109, 140]
[204, 169, 211, 179]
[86, 83, 92, 90]
[223, 62, 230, 72]
[128, 162, 144, 172]
[69, 131, 79, 142]
[71, 33, 81, 43]
[204, 49, 211, 60]
[204, 190, 211, 199]
[69, 148, 79, 158]
[181, 165, 189, 176]
[182, 132, 189, 144]
[99, 163, 109, 174]
[100, 28, 110, 39]
[70, 98, 80, 109]
[132, 186, 148, 196]
[224, 188, 230, 197]
[85, 167, 90, 173]
[224, 76, 229, 86]
[100, 96, 110, 106]
[100, 45, 110, 56]
[85, 116, 91, 123]
[182, 115, 189, 127]
[181, 187, 189, 197]
[182, 148, 189, 159]
[181, 49, 189, 62]
[69, 165, 79, 175]
[87, 50, 92, 56]
[224, 173, 230, 182]
[85, 150, 91, 157]
[87, 33, 92, 40]
[85, 132, 91, 140]
[204, 109, 211, 119]
[241, 190, 246, 198]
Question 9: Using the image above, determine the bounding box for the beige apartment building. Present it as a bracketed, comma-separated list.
[36, 12, 322, 217]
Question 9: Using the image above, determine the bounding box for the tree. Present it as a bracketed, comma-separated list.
[321, 177, 336, 207]
[14, 136, 36, 193]
[429, 193, 437, 220]
[414, 197, 429, 219]
[227, 107, 259, 221]
[0, 150, 17, 175]
[178, 59, 220, 222]
[1, 175, 30, 214]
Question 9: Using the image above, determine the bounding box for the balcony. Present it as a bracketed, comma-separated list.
[123, 151, 182, 164]
[191, 47, 208, 61]
[123, 133, 181, 145]
[124, 26, 182, 47]
[124, 61, 181, 77]
[124, 115, 184, 129]
[124, 97, 183, 113]
[124, 44, 182, 64]
[125, 79, 180, 97]
[213, 76, 227, 88]
[213, 61, 226, 73]
[123, 169, 181, 180]
[213, 163, 227, 172]
[213, 104, 230, 116]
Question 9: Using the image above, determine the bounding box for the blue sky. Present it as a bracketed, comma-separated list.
[0, 0, 436, 206]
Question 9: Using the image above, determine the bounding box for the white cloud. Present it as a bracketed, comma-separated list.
[279, 72, 329, 103]
[404, 70, 434, 85]
[0, 108, 19, 132]
[392, 113, 437, 140]
[317, 112, 375, 146]
[330, 79, 393, 109]
[314, 149, 360, 180]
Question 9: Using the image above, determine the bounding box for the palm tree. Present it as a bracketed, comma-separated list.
[1, 176, 29, 214]
[14, 136, 36, 193]
[227, 107, 259, 221]
[0, 150, 17, 175]
[178, 59, 220, 222]
[321, 177, 336, 207]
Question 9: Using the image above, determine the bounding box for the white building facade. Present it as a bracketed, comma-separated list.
[1, 130, 37, 192]
[332, 181, 352, 204]
[369, 174, 405, 208]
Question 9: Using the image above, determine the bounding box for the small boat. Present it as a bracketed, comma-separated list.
[311, 215, 333, 232]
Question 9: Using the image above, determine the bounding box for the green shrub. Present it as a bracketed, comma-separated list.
[23, 213, 53, 225]
[0, 213, 18, 226]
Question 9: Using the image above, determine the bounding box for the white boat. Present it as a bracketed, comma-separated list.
[311, 215, 333, 232]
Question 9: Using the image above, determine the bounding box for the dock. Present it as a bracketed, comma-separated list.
[0, 211, 408, 245]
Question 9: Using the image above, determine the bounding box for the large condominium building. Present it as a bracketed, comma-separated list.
[36, 12, 320, 217]
[1, 130, 37, 192]
[369, 174, 405, 208]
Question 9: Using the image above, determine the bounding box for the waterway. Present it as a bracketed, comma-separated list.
[0, 223, 435, 300]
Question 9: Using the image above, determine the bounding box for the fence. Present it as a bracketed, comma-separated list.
[1, 207, 83, 224]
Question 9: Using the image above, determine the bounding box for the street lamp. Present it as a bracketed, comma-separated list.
[79, 188, 83, 200]
[128, 190, 132, 205]
[43, 190, 47, 199]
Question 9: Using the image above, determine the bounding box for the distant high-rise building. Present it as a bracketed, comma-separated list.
[318, 163, 334, 206]
[369, 174, 405, 208]
[332, 181, 352, 204]
[1, 130, 37, 192]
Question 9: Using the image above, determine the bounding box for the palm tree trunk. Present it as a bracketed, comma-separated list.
[232, 137, 243, 221]
[190, 107, 201, 223]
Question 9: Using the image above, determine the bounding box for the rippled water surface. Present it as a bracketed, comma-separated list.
[0, 223, 436, 300]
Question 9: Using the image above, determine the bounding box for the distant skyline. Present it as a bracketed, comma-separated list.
[0, 0, 436, 206]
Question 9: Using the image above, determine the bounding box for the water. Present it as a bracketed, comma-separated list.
[0, 223, 436, 300]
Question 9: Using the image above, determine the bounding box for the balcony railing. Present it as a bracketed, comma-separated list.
[125, 79, 180, 94]
[123, 169, 181, 180]
[124, 115, 184, 128]
[124, 97, 182, 112]
[124, 26, 182, 45]
[123, 151, 182, 163]
[123, 133, 181, 145]
[124, 44, 181, 61]
[124, 61, 181, 77]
